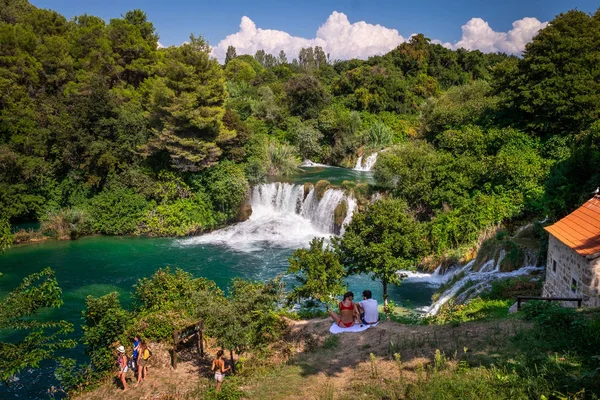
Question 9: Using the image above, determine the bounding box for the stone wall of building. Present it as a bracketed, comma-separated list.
[543, 235, 600, 307]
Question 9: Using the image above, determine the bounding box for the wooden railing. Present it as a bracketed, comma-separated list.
[516, 296, 583, 310]
[172, 320, 204, 369]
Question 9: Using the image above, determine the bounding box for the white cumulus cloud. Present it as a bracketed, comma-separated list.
[211, 12, 405, 62]
[210, 12, 548, 62]
[450, 17, 548, 54]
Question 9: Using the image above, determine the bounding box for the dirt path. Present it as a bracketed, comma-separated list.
[75, 318, 528, 400]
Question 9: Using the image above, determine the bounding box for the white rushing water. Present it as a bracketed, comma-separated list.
[181, 182, 356, 252]
[354, 152, 378, 171]
[423, 256, 543, 316]
[394, 247, 543, 316]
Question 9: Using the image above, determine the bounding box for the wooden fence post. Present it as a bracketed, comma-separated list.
[173, 330, 179, 369]
[199, 320, 204, 357]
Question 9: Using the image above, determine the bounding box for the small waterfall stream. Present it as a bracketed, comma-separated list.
[395, 249, 543, 316]
[421, 254, 543, 316]
[354, 152, 378, 171]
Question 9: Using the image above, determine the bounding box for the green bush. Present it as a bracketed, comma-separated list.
[138, 197, 217, 236]
[428, 298, 512, 324]
[128, 308, 196, 341]
[484, 277, 542, 301]
[134, 267, 221, 312]
[202, 161, 250, 220]
[87, 188, 150, 235]
[41, 208, 89, 239]
[520, 301, 577, 333]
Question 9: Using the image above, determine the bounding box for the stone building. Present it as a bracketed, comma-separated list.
[543, 196, 600, 307]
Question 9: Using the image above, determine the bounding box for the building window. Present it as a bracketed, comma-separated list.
[571, 278, 579, 293]
[552, 259, 557, 273]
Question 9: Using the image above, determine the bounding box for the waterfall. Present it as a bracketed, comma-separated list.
[354, 152, 378, 171]
[423, 260, 543, 316]
[181, 182, 356, 251]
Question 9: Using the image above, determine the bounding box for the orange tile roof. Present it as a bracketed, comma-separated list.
[545, 196, 600, 257]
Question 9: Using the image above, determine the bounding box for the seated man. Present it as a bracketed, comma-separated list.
[356, 290, 379, 325]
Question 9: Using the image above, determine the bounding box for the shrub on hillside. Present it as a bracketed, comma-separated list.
[86, 188, 150, 235]
[138, 197, 218, 236]
[134, 267, 221, 312]
[41, 208, 88, 239]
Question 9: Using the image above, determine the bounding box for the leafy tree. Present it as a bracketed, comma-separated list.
[138, 197, 217, 236]
[285, 75, 329, 119]
[254, 49, 266, 66]
[0, 268, 75, 383]
[494, 9, 600, 136]
[421, 81, 498, 138]
[224, 45, 237, 65]
[293, 122, 324, 160]
[141, 35, 232, 172]
[288, 237, 346, 310]
[374, 141, 444, 208]
[277, 50, 287, 65]
[225, 58, 256, 83]
[199, 278, 282, 372]
[134, 267, 219, 311]
[334, 199, 428, 314]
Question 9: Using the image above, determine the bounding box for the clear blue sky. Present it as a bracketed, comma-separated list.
[30, 0, 599, 47]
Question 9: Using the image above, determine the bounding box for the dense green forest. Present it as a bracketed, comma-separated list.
[1, 0, 599, 257]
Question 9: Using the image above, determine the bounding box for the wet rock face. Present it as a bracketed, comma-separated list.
[236, 200, 253, 222]
[315, 180, 331, 201]
[303, 182, 314, 200]
[333, 200, 348, 235]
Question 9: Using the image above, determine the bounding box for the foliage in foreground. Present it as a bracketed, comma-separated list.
[56, 268, 287, 395]
[0, 268, 75, 384]
[287, 237, 346, 311]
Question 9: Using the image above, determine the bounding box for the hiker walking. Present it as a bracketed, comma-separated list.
[116, 345, 128, 391]
[136, 340, 151, 384]
[211, 349, 231, 393]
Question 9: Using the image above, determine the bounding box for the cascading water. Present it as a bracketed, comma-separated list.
[181, 182, 355, 251]
[393, 246, 543, 316]
[422, 257, 543, 316]
[354, 152, 378, 171]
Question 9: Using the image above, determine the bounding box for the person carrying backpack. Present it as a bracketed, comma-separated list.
[136, 340, 151, 384]
[131, 335, 140, 373]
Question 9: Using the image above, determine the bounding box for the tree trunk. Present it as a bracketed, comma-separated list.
[383, 281, 389, 319]
[230, 349, 235, 374]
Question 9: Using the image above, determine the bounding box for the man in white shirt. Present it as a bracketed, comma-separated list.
[357, 290, 379, 325]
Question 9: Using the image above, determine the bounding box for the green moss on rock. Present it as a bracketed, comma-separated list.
[333, 200, 348, 234]
[315, 180, 331, 201]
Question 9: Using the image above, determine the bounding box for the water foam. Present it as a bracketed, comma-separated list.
[181, 182, 355, 252]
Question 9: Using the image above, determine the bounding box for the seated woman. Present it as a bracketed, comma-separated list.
[328, 291, 360, 328]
